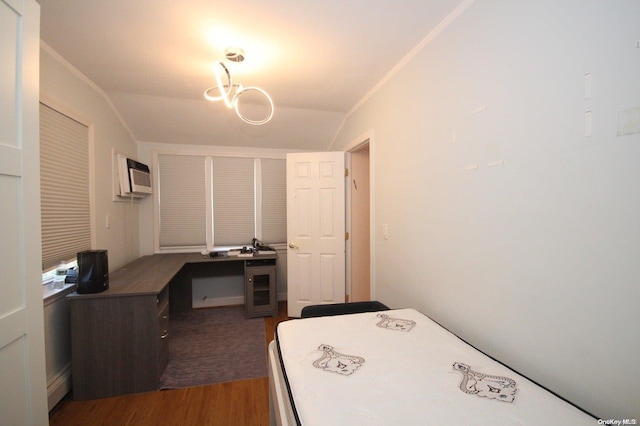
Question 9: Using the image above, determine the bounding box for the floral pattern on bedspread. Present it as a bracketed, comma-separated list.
[453, 362, 518, 403]
[376, 313, 416, 332]
[313, 344, 365, 376]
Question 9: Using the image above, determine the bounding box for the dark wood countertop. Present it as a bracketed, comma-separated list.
[66, 252, 278, 299]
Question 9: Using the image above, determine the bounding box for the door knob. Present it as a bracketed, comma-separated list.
[288, 242, 298, 249]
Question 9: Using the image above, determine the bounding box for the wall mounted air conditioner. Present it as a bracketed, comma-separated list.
[117, 154, 152, 198]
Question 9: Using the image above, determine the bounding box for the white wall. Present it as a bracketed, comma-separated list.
[332, 0, 639, 419]
[40, 44, 140, 271]
[40, 44, 140, 409]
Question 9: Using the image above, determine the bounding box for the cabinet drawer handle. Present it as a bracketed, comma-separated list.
[162, 315, 168, 320]
[160, 331, 169, 339]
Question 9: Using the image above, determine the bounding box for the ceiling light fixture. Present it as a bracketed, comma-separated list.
[203, 48, 274, 125]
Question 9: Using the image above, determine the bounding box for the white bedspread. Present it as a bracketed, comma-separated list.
[275, 308, 594, 425]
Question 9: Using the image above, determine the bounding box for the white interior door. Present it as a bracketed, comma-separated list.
[286, 152, 346, 317]
[0, 0, 48, 423]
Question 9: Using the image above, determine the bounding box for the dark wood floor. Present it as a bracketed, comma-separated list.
[49, 302, 291, 426]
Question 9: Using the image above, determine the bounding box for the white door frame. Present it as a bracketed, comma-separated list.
[344, 129, 376, 301]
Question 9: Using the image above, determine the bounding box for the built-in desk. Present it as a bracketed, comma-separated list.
[67, 252, 277, 400]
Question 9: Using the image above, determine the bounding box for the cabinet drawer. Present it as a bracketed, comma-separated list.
[158, 301, 170, 378]
[157, 285, 169, 312]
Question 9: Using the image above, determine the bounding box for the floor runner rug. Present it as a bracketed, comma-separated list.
[159, 306, 267, 389]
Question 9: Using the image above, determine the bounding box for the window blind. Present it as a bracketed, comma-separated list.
[212, 157, 255, 246]
[260, 158, 286, 243]
[155, 153, 286, 252]
[40, 103, 91, 270]
[158, 154, 207, 248]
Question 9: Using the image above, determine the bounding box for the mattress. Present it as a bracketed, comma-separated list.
[270, 308, 594, 425]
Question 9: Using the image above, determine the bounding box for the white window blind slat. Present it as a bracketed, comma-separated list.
[40, 103, 91, 270]
[260, 158, 286, 244]
[158, 154, 207, 248]
[212, 157, 255, 246]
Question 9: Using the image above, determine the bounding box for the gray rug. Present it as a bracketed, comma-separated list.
[159, 306, 267, 389]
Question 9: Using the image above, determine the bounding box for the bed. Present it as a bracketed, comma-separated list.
[268, 307, 594, 425]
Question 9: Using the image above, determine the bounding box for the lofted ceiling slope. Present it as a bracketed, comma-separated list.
[38, 0, 462, 150]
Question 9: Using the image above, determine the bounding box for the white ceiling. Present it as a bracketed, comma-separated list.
[37, 0, 462, 150]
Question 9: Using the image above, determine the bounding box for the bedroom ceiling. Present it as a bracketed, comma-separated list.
[37, 0, 462, 150]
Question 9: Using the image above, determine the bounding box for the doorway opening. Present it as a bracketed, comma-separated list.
[347, 140, 371, 302]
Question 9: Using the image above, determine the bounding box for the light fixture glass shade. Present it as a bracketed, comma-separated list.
[234, 86, 274, 125]
[203, 62, 233, 102]
[203, 60, 274, 125]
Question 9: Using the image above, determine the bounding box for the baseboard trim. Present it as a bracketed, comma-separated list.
[192, 295, 245, 309]
[47, 363, 72, 411]
[192, 294, 287, 309]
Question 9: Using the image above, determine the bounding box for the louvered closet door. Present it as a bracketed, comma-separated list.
[0, 0, 48, 423]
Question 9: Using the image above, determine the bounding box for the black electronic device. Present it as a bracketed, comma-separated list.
[208, 251, 228, 258]
[65, 268, 78, 284]
[76, 250, 109, 294]
[251, 238, 275, 251]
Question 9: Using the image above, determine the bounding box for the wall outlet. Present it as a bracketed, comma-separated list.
[617, 107, 640, 136]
